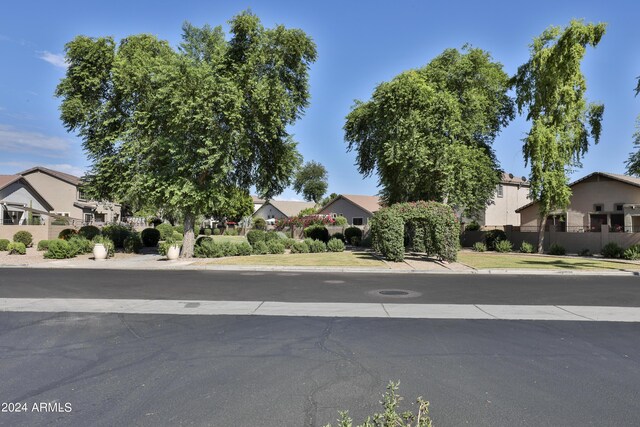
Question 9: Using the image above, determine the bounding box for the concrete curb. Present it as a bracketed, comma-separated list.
[1, 262, 639, 276]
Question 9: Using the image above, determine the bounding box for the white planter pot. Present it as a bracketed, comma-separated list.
[93, 243, 108, 261]
[166, 245, 181, 261]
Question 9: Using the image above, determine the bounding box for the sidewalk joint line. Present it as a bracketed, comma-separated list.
[555, 305, 595, 321]
[251, 301, 265, 314]
[381, 304, 391, 318]
[474, 304, 498, 319]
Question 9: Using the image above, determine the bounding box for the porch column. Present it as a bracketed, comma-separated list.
[0, 204, 4, 225]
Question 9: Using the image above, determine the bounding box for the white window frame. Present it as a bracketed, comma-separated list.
[497, 184, 504, 198]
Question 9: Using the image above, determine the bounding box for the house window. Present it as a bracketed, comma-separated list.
[594, 204, 603, 212]
[78, 190, 87, 201]
[615, 204, 624, 211]
[331, 213, 337, 219]
[352, 217, 364, 226]
[496, 184, 503, 198]
[84, 213, 93, 223]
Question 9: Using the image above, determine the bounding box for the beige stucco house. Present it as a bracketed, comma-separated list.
[253, 200, 316, 221]
[19, 166, 121, 225]
[477, 173, 532, 227]
[318, 194, 382, 226]
[517, 172, 640, 232]
[0, 175, 53, 225]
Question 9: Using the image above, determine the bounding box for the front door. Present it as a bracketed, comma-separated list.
[589, 214, 607, 232]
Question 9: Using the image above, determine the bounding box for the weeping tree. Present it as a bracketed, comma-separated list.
[55, 11, 316, 257]
[344, 46, 514, 217]
[625, 77, 640, 176]
[512, 20, 606, 252]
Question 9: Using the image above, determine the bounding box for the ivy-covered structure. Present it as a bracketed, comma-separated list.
[370, 201, 459, 262]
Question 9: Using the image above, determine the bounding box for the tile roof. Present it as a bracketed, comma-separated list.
[0, 175, 21, 190]
[501, 172, 529, 186]
[266, 200, 316, 217]
[339, 194, 382, 214]
[515, 171, 640, 212]
[19, 166, 82, 186]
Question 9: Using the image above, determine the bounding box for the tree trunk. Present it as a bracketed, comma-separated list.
[181, 212, 196, 258]
[537, 215, 548, 254]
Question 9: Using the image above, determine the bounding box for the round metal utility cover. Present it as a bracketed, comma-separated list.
[369, 289, 422, 299]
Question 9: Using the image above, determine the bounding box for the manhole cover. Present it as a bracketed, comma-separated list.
[379, 290, 409, 296]
[368, 289, 422, 298]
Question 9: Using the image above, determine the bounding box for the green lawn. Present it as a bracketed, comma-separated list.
[458, 251, 640, 271]
[202, 251, 387, 268]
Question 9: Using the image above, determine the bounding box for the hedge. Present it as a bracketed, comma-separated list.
[304, 225, 329, 243]
[44, 240, 75, 259]
[13, 230, 33, 247]
[370, 201, 459, 262]
[78, 225, 101, 240]
[344, 227, 363, 244]
[141, 228, 161, 247]
[0, 239, 9, 251]
[246, 230, 266, 246]
[8, 242, 26, 255]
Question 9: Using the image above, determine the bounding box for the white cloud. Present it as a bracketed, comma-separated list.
[0, 124, 71, 156]
[38, 51, 68, 69]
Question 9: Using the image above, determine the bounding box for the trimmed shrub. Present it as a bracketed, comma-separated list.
[264, 231, 279, 242]
[327, 238, 345, 252]
[344, 227, 363, 244]
[236, 242, 253, 256]
[472, 242, 487, 252]
[601, 242, 623, 259]
[225, 228, 239, 236]
[308, 239, 327, 253]
[141, 228, 161, 247]
[331, 232, 345, 242]
[68, 236, 93, 255]
[291, 241, 309, 254]
[204, 228, 212, 236]
[58, 228, 77, 240]
[370, 209, 404, 261]
[44, 240, 74, 259]
[37, 240, 51, 251]
[304, 225, 329, 243]
[253, 217, 267, 230]
[78, 225, 101, 240]
[196, 236, 213, 246]
[519, 241, 535, 254]
[579, 248, 592, 257]
[213, 228, 222, 236]
[370, 201, 459, 262]
[548, 243, 566, 256]
[220, 241, 238, 257]
[494, 239, 513, 253]
[0, 239, 10, 251]
[171, 231, 183, 240]
[13, 231, 33, 247]
[124, 233, 143, 254]
[7, 242, 26, 255]
[465, 221, 481, 231]
[101, 224, 131, 249]
[334, 216, 348, 227]
[195, 240, 224, 258]
[484, 229, 507, 251]
[623, 245, 640, 260]
[282, 238, 296, 249]
[266, 240, 285, 254]
[252, 240, 268, 255]
[92, 236, 115, 257]
[246, 230, 266, 246]
[156, 223, 174, 240]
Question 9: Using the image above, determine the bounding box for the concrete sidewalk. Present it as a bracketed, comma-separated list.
[3, 297, 640, 322]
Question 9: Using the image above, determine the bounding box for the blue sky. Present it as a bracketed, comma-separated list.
[1, 0, 639, 201]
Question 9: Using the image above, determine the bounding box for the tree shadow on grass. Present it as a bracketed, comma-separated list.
[519, 258, 636, 271]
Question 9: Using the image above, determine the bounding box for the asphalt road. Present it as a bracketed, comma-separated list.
[1, 268, 640, 306]
[1, 312, 639, 426]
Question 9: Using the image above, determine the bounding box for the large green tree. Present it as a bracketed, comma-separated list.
[55, 11, 317, 257]
[344, 46, 514, 217]
[292, 160, 328, 203]
[512, 20, 606, 252]
[625, 77, 640, 176]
